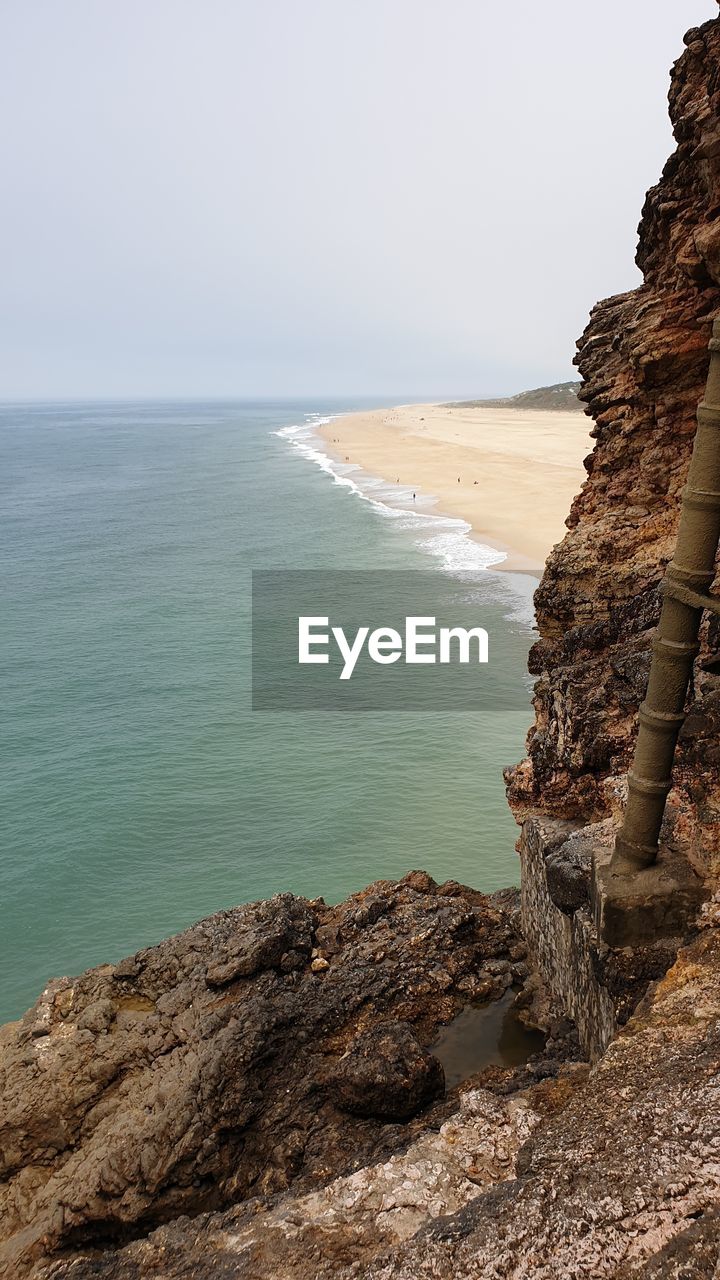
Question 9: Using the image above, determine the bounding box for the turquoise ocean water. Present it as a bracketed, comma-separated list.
[0, 400, 537, 1024]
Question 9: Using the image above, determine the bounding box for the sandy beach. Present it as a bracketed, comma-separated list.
[319, 402, 592, 573]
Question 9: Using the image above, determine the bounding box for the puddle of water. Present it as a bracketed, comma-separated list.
[430, 990, 546, 1088]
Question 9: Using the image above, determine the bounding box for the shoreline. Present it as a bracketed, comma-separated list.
[317, 401, 592, 574]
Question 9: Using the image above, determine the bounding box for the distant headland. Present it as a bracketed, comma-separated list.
[444, 380, 582, 412]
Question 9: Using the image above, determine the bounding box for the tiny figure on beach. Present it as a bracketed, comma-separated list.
[457, 476, 460, 484]
[413, 491, 416, 501]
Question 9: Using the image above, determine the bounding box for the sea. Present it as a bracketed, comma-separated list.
[0, 399, 538, 1025]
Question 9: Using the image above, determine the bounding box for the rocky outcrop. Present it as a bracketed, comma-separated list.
[0, 875, 537, 1278]
[34, 909, 720, 1280]
[8, 875, 720, 1280]
[37, 1085, 548, 1279]
[325, 1022, 445, 1120]
[506, 11, 720, 883]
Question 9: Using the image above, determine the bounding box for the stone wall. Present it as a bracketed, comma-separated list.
[519, 818, 616, 1058]
[518, 817, 686, 1059]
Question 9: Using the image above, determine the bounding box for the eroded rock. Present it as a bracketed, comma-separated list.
[327, 1021, 445, 1120]
[35, 922, 720, 1280]
[0, 875, 526, 1277]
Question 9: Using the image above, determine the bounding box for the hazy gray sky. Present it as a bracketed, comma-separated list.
[0, 1, 714, 399]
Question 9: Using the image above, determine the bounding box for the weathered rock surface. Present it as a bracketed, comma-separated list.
[0, 874, 530, 1278]
[37, 1085, 547, 1280]
[35, 910, 720, 1280]
[506, 9, 720, 882]
[326, 1021, 445, 1120]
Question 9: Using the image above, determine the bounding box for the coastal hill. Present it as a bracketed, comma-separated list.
[3, 14, 720, 1280]
[445, 380, 582, 412]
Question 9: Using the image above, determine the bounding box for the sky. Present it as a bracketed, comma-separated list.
[0, 0, 715, 400]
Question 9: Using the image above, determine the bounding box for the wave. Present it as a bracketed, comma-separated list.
[273, 414, 538, 630]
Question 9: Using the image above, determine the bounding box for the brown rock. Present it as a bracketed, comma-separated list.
[327, 1021, 445, 1120]
[0, 877, 521, 1277]
[35, 923, 720, 1280]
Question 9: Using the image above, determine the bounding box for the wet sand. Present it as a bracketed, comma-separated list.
[319, 402, 591, 572]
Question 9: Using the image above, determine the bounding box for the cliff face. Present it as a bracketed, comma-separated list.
[507, 12, 720, 882]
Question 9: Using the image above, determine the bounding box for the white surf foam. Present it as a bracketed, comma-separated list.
[273, 414, 538, 630]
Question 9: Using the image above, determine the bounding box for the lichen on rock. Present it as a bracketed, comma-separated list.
[0, 875, 530, 1278]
